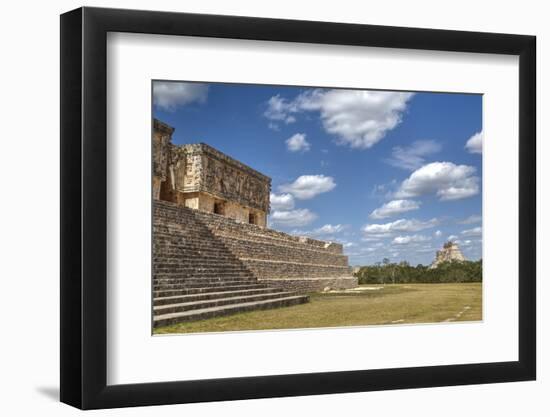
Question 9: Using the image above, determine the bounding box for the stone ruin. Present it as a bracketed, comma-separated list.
[429, 241, 466, 269]
[152, 119, 357, 327]
[153, 119, 270, 228]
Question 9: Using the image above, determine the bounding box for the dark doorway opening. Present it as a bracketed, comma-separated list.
[214, 202, 224, 215]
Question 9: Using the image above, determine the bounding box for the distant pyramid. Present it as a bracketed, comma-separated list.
[430, 241, 466, 269]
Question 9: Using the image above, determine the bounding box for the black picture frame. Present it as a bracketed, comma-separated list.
[60, 6, 536, 410]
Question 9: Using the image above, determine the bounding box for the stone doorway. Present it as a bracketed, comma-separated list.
[213, 201, 225, 215]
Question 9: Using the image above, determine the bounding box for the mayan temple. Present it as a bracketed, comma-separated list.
[152, 119, 356, 327]
[430, 241, 466, 269]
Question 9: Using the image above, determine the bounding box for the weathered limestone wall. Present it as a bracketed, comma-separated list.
[154, 201, 356, 292]
[153, 119, 271, 227]
[152, 119, 174, 200]
[168, 143, 271, 214]
[175, 192, 266, 227]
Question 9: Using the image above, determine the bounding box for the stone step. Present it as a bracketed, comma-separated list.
[154, 266, 251, 273]
[154, 277, 257, 285]
[153, 256, 245, 264]
[153, 256, 248, 263]
[154, 271, 256, 280]
[154, 271, 253, 278]
[153, 264, 251, 272]
[153, 237, 229, 246]
[154, 291, 298, 315]
[153, 256, 246, 262]
[153, 282, 267, 297]
[154, 280, 259, 289]
[153, 273, 255, 281]
[153, 245, 233, 253]
[153, 287, 285, 306]
[154, 281, 262, 291]
[154, 295, 310, 327]
[153, 284, 268, 297]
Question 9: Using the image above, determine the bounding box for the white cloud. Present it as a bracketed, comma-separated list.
[312, 224, 346, 234]
[369, 199, 420, 219]
[264, 95, 298, 124]
[298, 90, 414, 149]
[153, 82, 208, 111]
[279, 175, 336, 200]
[434, 230, 442, 237]
[270, 193, 295, 211]
[461, 226, 482, 237]
[459, 214, 482, 224]
[386, 140, 442, 170]
[296, 224, 346, 236]
[268, 122, 280, 131]
[416, 246, 437, 253]
[448, 235, 459, 241]
[395, 161, 479, 201]
[286, 133, 311, 152]
[361, 236, 385, 242]
[269, 209, 317, 227]
[363, 218, 439, 236]
[392, 234, 431, 245]
[465, 131, 483, 154]
[265, 89, 414, 149]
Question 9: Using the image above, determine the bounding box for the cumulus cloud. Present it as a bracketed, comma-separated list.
[459, 214, 482, 224]
[434, 230, 442, 237]
[363, 218, 439, 236]
[416, 246, 437, 253]
[286, 133, 311, 152]
[448, 235, 459, 241]
[369, 199, 420, 219]
[312, 224, 346, 234]
[465, 131, 483, 154]
[270, 193, 295, 211]
[386, 140, 442, 171]
[269, 209, 317, 227]
[461, 226, 482, 237]
[279, 175, 336, 200]
[395, 162, 479, 201]
[295, 224, 347, 237]
[264, 95, 299, 124]
[264, 89, 414, 149]
[153, 81, 208, 111]
[392, 234, 431, 245]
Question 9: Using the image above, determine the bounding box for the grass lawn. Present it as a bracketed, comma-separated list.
[154, 282, 482, 335]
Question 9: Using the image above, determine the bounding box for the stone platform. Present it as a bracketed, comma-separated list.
[153, 200, 356, 327]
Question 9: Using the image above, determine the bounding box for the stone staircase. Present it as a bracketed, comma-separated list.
[153, 202, 309, 328]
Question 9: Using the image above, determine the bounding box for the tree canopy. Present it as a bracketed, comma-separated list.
[354, 259, 482, 284]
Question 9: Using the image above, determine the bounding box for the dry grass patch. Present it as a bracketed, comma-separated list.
[154, 283, 482, 334]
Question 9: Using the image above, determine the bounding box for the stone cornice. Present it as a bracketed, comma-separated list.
[153, 118, 175, 135]
[179, 143, 271, 185]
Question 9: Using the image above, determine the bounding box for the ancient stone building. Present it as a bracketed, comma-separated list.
[152, 119, 356, 328]
[430, 241, 466, 269]
[153, 119, 270, 227]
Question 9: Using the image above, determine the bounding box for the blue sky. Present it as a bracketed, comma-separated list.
[153, 81, 483, 266]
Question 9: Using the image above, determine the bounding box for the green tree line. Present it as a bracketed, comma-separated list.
[354, 258, 482, 284]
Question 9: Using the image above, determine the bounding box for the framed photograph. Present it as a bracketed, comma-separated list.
[60, 6, 536, 409]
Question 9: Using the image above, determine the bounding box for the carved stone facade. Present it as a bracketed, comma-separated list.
[430, 241, 466, 269]
[153, 119, 271, 227]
